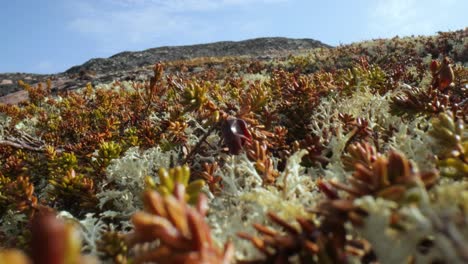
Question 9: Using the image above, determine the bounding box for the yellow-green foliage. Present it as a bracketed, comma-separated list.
[182, 82, 209, 111]
[338, 64, 388, 94]
[437, 145, 468, 178]
[429, 112, 465, 153]
[46, 146, 78, 177]
[48, 169, 98, 214]
[429, 112, 468, 178]
[146, 165, 205, 205]
[92, 141, 122, 172]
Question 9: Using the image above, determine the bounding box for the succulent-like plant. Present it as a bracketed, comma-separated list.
[390, 86, 446, 116]
[18, 79, 51, 106]
[164, 120, 189, 144]
[97, 231, 128, 264]
[182, 82, 209, 112]
[338, 63, 389, 94]
[330, 146, 438, 202]
[48, 169, 98, 215]
[436, 143, 468, 179]
[239, 205, 371, 264]
[0, 175, 37, 218]
[146, 165, 205, 205]
[46, 147, 79, 178]
[239, 81, 271, 114]
[238, 212, 321, 264]
[314, 181, 375, 263]
[92, 141, 122, 174]
[293, 135, 329, 168]
[246, 140, 279, 185]
[197, 162, 223, 195]
[429, 112, 467, 178]
[342, 141, 379, 171]
[2, 149, 27, 177]
[429, 112, 465, 155]
[125, 184, 234, 264]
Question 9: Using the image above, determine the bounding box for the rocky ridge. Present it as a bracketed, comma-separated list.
[66, 37, 330, 74]
[0, 37, 330, 101]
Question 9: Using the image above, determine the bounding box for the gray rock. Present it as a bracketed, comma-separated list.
[65, 37, 330, 75]
[0, 37, 330, 98]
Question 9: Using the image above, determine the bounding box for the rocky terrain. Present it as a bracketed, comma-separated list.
[66, 37, 330, 74]
[0, 37, 330, 101]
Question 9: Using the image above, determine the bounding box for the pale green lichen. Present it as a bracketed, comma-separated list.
[354, 182, 468, 264]
[57, 211, 108, 256]
[97, 146, 177, 216]
[207, 150, 322, 260]
[387, 117, 436, 170]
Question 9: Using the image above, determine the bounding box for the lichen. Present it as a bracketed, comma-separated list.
[354, 182, 468, 264]
[97, 146, 176, 216]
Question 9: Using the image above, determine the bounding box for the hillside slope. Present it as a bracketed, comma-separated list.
[0, 37, 330, 97]
[66, 37, 330, 74]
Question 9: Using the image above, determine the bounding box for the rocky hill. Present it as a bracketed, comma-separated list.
[66, 37, 330, 74]
[0, 37, 330, 98]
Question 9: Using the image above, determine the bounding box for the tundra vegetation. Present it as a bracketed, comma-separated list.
[0, 29, 467, 264]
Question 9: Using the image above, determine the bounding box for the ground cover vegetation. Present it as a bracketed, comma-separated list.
[0, 29, 467, 263]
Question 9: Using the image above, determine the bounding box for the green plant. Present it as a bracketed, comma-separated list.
[146, 165, 205, 205]
[429, 112, 467, 178]
[48, 169, 98, 215]
[92, 141, 123, 174]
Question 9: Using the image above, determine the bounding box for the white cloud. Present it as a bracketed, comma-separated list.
[367, 0, 459, 37]
[68, 5, 195, 53]
[67, 0, 287, 53]
[102, 0, 286, 11]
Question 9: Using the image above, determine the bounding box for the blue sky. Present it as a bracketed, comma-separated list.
[1, 0, 466, 74]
